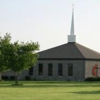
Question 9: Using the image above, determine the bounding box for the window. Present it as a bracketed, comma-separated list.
[38, 63, 43, 76]
[29, 67, 33, 75]
[68, 63, 73, 76]
[58, 63, 63, 76]
[48, 63, 53, 76]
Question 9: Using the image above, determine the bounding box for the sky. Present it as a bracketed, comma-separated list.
[0, 0, 100, 52]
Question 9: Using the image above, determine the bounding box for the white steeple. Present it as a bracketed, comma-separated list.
[68, 5, 76, 42]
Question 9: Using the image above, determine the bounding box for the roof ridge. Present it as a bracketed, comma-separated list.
[74, 43, 85, 58]
[76, 43, 100, 56]
[39, 43, 67, 53]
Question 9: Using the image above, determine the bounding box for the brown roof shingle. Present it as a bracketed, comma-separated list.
[39, 42, 100, 60]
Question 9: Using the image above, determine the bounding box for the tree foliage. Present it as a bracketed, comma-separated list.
[0, 33, 39, 84]
[9, 41, 39, 84]
[0, 33, 11, 80]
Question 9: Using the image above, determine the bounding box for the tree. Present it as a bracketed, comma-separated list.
[0, 33, 11, 81]
[9, 41, 39, 85]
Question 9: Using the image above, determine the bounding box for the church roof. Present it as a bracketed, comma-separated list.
[38, 7, 100, 60]
[38, 42, 100, 60]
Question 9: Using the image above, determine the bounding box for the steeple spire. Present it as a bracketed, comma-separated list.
[68, 5, 76, 43]
[70, 4, 74, 35]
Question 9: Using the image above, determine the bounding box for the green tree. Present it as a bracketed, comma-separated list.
[0, 33, 11, 81]
[9, 41, 39, 85]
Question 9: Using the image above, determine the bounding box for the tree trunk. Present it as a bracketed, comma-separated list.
[15, 72, 19, 85]
[0, 72, 2, 81]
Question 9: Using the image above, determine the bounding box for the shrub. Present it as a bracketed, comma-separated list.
[25, 76, 31, 80]
[2, 76, 9, 80]
[85, 77, 100, 81]
[10, 76, 15, 80]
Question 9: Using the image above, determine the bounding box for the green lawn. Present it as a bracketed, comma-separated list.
[0, 81, 100, 100]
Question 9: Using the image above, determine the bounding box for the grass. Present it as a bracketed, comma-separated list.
[0, 81, 100, 100]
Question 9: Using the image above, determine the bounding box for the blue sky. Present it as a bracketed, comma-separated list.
[0, 0, 100, 52]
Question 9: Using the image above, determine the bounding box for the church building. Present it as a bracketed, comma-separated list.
[3, 8, 100, 81]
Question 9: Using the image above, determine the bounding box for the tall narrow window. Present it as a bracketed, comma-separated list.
[58, 63, 63, 76]
[48, 63, 53, 76]
[68, 63, 73, 76]
[29, 67, 33, 75]
[38, 63, 43, 76]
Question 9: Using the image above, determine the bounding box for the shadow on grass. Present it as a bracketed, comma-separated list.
[22, 84, 100, 88]
[71, 91, 100, 94]
[0, 81, 100, 88]
[0, 84, 100, 88]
